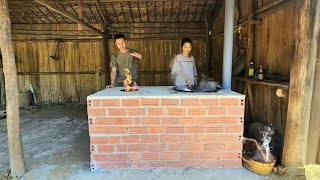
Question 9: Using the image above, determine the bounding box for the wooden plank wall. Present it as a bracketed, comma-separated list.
[10, 23, 206, 104]
[211, 0, 294, 139]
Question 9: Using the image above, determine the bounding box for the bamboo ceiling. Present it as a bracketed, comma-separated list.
[8, 0, 217, 24]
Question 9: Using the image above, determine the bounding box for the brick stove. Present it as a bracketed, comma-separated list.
[87, 86, 245, 170]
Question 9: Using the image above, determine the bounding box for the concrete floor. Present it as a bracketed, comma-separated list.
[0, 104, 314, 180]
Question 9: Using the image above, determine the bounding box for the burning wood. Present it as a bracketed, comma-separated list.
[123, 68, 138, 92]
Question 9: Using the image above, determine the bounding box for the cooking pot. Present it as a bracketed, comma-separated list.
[173, 84, 221, 92]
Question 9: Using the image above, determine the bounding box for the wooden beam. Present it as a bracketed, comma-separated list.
[34, 0, 105, 37]
[0, 0, 25, 178]
[282, 0, 320, 169]
[11, 0, 210, 2]
[255, 0, 288, 15]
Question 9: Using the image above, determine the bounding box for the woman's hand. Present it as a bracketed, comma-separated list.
[106, 84, 114, 88]
[130, 52, 142, 60]
[186, 78, 192, 85]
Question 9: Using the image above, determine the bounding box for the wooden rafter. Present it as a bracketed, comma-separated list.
[154, 2, 156, 22]
[35, 4, 53, 23]
[186, 1, 190, 22]
[87, 3, 99, 23]
[59, 4, 73, 23]
[170, 1, 173, 22]
[13, 8, 30, 23]
[10, 15, 23, 24]
[102, 4, 111, 23]
[198, 0, 207, 22]
[177, 1, 181, 22]
[56, 3, 69, 23]
[16, 4, 37, 23]
[137, 2, 142, 22]
[208, 0, 223, 27]
[128, 2, 134, 23]
[95, 0, 106, 23]
[119, 2, 126, 23]
[34, 0, 105, 36]
[162, 1, 164, 22]
[111, 2, 119, 23]
[44, 6, 59, 23]
[193, 1, 199, 22]
[146, 2, 149, 23]
[26, 4, 46, 23]
[68, 3, 78, 17]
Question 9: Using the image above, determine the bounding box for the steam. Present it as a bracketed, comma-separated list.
[261, 125, 274, 162]
[197, 79, 219, 92]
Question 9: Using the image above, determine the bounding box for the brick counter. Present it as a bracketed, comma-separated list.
[87, 86, 245, 170]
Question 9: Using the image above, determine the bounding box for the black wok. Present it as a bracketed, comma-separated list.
[173, 84, 221, 92]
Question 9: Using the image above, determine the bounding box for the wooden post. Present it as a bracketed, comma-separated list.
[306, 62, 320, 164]
[282, 0, 320, 173]
[205, 16, 212, 77]
[102, 22, 110, 85]
[0, 50, 5, 105]
[0, 0, 25, 178]
[317, 140, 320, 164]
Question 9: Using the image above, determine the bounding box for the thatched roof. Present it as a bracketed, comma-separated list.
[8, 0, 217, 24]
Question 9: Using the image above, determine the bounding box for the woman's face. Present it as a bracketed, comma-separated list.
[182, 42, 192, 55]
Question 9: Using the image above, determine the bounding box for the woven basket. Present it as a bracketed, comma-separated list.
[242, 155, 276, 175]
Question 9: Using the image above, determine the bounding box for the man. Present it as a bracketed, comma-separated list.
[106, 34, 142, 88]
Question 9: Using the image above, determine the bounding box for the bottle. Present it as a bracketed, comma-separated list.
[248, 62, 254, 78]
[257, 65, 264, 81]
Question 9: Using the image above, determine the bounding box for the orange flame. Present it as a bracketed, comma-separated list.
[123, 68, 138, 92]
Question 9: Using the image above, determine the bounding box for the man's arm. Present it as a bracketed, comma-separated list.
[106, 67, 117, 88]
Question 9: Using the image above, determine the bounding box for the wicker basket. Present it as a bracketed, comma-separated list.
[242, 155, 276, 175]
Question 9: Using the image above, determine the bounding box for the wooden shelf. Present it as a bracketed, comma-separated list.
[232, 76, 290, 90]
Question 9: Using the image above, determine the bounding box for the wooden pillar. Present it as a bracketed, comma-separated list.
[0, 0, 25, 178]
[205, 17, 212, 77]
[282, 0, 320, 171]
[317, 139, 320, 164]
[102, 22, 110, 85]
[306, 62, 320, 164]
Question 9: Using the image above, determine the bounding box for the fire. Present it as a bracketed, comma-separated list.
[123, 68, 138, 92]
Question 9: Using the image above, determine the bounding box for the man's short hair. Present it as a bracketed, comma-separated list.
[114, 33, 126, 40]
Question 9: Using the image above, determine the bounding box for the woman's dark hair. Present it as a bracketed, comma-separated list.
[181, 38, 192, 47]
[114, 33, 126, 40]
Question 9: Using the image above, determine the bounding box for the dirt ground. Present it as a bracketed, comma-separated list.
[0, 104, 319, 180]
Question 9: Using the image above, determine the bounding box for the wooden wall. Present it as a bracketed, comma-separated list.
[10, 23, 206, 104]
[210, 0, 294, 139]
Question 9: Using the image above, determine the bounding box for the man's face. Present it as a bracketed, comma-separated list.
[115, 38, 126, 52]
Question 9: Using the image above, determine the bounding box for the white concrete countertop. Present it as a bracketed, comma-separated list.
[87, 86, 245, 99]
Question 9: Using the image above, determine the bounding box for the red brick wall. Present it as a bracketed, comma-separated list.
[87, 96, 244, 170]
